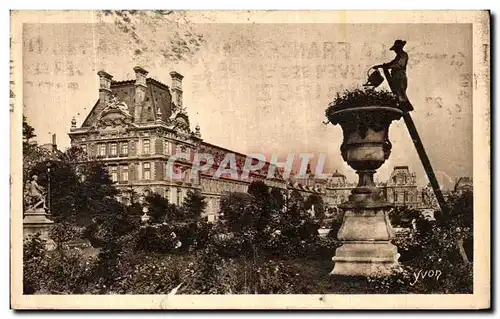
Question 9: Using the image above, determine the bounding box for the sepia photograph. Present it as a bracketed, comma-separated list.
[10, 10, 490, 309]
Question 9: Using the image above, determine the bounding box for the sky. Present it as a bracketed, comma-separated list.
[19, 12, 473, 188]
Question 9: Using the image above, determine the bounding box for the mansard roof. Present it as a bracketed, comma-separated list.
[81, 99, 100, 128]
[81, 76, 173, 128]
[110, 77, 170, 89]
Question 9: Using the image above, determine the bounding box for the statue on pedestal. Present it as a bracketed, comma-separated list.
[23, 174, 55, 250]
[25, 175, 47, 212]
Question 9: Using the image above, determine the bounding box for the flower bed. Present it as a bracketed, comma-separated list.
[325, 88, 399, 123]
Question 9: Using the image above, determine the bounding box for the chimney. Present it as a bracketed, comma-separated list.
[133, 66, 149, 122]
[70, 116, 77, 131]
[170, 71, 184, 109]
[97, 70, 113, 109]
[51, 134, 57, 153]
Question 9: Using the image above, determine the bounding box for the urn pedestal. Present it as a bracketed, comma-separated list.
[328, 106, 403, 276]
[23, 208, 55, 250]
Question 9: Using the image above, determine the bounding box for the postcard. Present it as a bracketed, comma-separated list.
[10, 10, 490, 309]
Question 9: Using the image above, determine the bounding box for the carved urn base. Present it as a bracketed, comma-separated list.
[332, 243, 399, 276]
[331, 204, 399, 276]
[23, 208, 55, 250]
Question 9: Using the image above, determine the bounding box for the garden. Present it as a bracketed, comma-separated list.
[22, 117, 473, 295]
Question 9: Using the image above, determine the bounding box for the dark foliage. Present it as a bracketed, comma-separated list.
[144, 193, 175, 223]
[28, 149, 120, 223]
[180, 190, 207, 221]
[305, 194, 326, 220]
[370, 192, 474, 293]
[24, 191, 474, 294]
[325, 88, 399, 123]
[22, 129, 474, 295]
[22, 115, 36, 145]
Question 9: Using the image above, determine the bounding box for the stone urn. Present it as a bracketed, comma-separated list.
[326, 92, 403, 276]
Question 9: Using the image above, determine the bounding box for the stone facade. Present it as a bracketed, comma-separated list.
[68, 67, 288, 221]
[323, 171, 356, 209]
[384, 166, 423, 209]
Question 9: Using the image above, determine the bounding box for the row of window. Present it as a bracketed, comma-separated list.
[82, 142, 130, 157]
[117, 186, 185, 206]
[81, 139, 192, 158]
[107, 163, 151, 182]
[392, 193, 416, 203]
[391, 176, 416, 185]
[106, 162, 193, 183]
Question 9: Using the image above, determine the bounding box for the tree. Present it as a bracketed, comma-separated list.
[270, 187, 285, 212]
[29, 159, 80, 218]
[22, 117, 54, 192]
[247, 181, 274, 233]
[144, 193, 176, 223]
[279, 189, 319, 246]
[123, 185, 142, 215]
[22, 115, 36, 145]
[29, 156, 121, 223]
[444, 191, 473, 230]
[219, 192, 254, 233]
[181, 190, 207, 221]
[304, 194, 326, 220]
[248, 181, 270, 202]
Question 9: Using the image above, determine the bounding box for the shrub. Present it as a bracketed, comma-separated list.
[23, 234, 98, 294]
[180, 190, 207, 221]
[23, 234, 49, 294]
[327, 211, 344, 239]
[114, 254, 193, 294]
[49, 221, 84, 245]
[131, 224, 182, 254]
[371, 192, 474, 294]
[365, 265, 414, 294]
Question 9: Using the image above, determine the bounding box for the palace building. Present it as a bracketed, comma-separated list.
[454, 177, 473, 195]
[68, 67, 287, 221]
[384, 166, 423, 209]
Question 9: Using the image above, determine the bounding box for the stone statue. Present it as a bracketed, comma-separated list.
[26, 175, 47, 211]
[106, 94, 130, 115]
[373, 39, 413, 112]
[308, 204, 316, 218]
[24, 175, 55, 250]
[169, 100, 188, 121]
